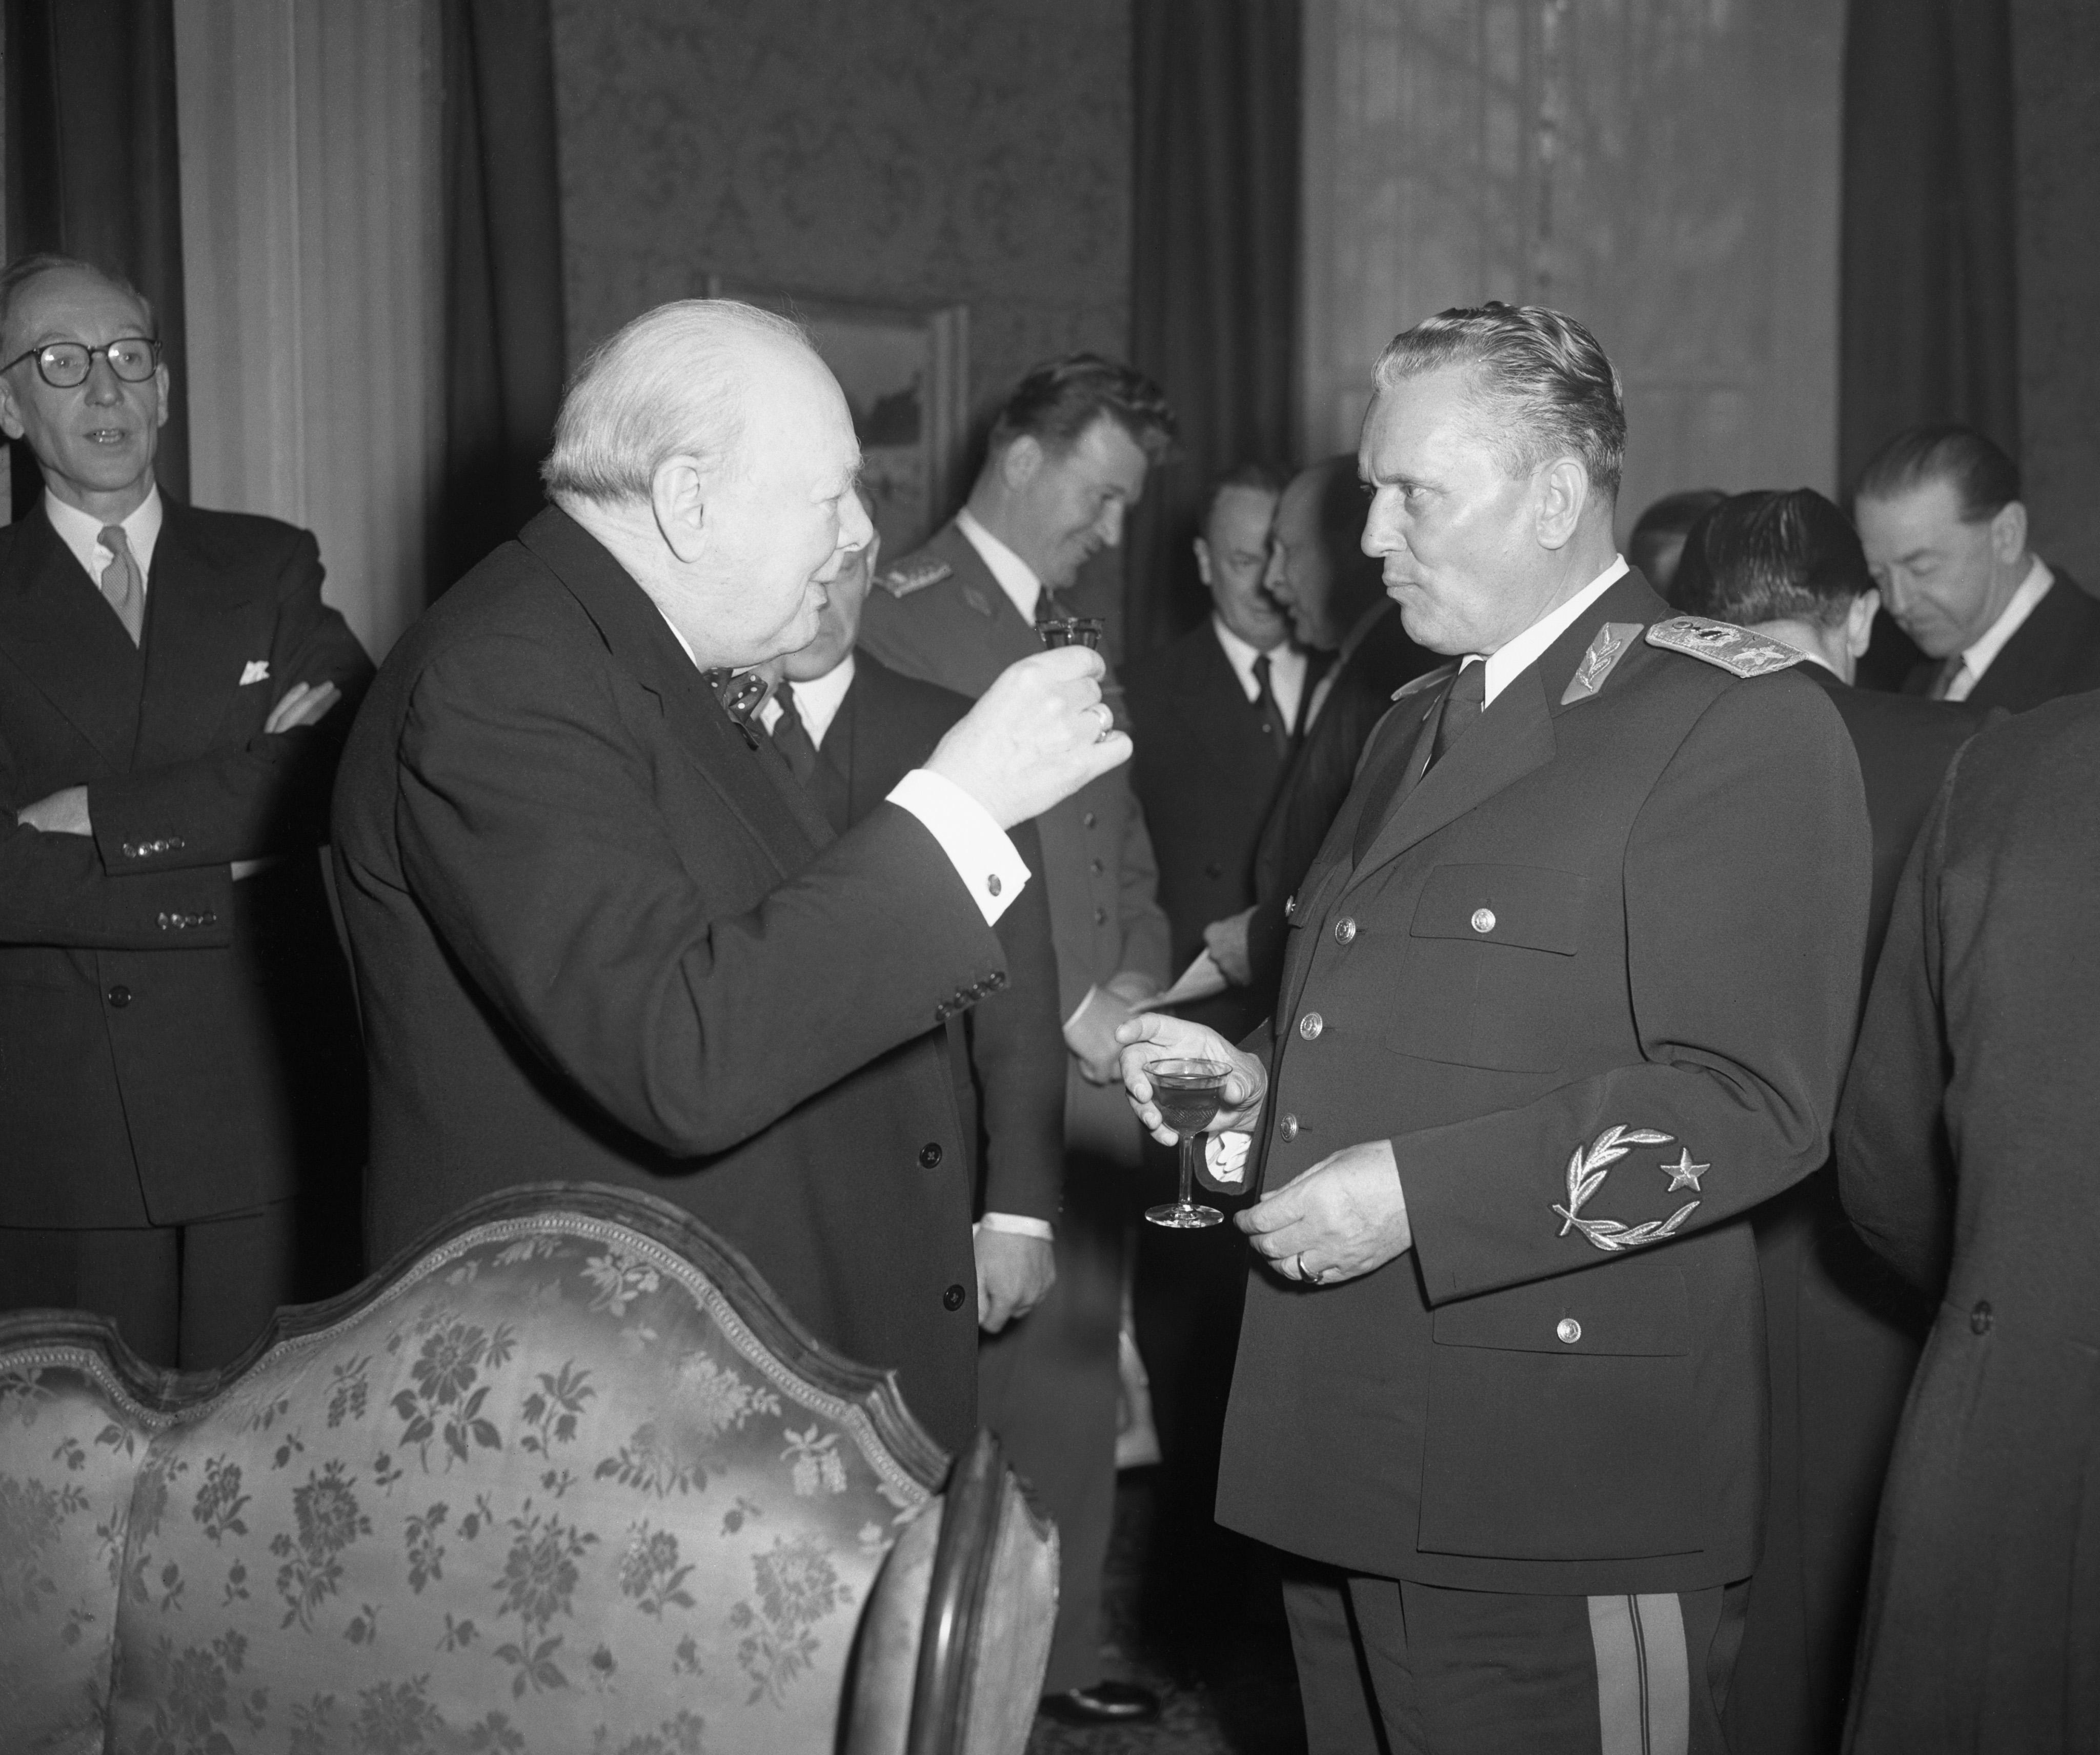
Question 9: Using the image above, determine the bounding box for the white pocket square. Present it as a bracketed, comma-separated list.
[239, 660, 270, 686]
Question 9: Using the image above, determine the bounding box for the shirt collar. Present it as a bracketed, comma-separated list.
[1209, 616, 1301, 696]
[1960, 555, 2054, 681]
[955, 505, 1044, 622]
[1477, 556, 1630, 706]
[45, 483, 165, 587]
[760, 651, 857, 748]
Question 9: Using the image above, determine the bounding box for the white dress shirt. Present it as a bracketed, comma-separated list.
[756, 653, 856, 748]
[1212, 618, 1307, 732]
[955, 506, 1044, 621]
[1475, 556, 1630, 705]
[46, 484, 164, 591]
[1944, 556, 2054, 702]
[649, 613, 1027, 930]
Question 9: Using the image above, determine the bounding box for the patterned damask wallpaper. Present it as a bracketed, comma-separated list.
[551, 0, 1133, 450]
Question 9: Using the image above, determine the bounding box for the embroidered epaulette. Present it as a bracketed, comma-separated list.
[1644, 616, 1804, 678]
[875, 556, 953, 600]
[1391, 662, 1459, 703]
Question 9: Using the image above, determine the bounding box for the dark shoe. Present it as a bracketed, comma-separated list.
[1039, 1680, 1161, 1725]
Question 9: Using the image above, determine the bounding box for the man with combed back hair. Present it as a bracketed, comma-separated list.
[1672, 488, 1988, 1755]
[333, 300, 1128, 1450]
[1118, 304, 1871, 1754]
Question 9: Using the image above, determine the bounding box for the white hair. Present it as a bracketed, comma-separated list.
[540, 299, 812, 507]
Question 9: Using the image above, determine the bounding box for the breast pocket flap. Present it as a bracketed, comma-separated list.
[1409, 863, 1581, 955]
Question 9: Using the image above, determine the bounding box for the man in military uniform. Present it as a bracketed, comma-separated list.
[859, 353, 1175, 1726]
[1121, 304, 1871, 1754]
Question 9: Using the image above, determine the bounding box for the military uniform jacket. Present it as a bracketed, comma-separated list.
[332, 508, 1011, 1451]
[1215, 572, 1872, 1595]
[858, 520, 1172, 1165]
[0, 496, 371, 1228]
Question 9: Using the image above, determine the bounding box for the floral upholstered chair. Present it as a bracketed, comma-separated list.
[0, 1183, 1057, 1754]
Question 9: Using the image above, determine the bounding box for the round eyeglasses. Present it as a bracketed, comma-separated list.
[0, 336, 161, 389]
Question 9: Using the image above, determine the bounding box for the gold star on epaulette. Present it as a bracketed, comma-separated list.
[875, 556, 953, 600]
[1645, 617, 1805, 678]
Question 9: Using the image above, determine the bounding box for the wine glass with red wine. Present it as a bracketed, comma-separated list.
[1144, 1058, 1231, 1229]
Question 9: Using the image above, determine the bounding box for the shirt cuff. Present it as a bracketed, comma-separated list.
[975, 1212, 1055, 1240]
[887, 768, 1029, 927]
[1204, 1131, 1253, 1190]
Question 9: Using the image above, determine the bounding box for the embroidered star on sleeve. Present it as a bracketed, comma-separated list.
[1661, 1148, 1709, 1193]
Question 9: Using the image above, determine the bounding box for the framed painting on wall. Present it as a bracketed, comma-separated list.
[706, 279, 970, 561]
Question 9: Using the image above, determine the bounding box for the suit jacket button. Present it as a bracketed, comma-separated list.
[1284, 894, 1297, 919]
[943, 1283, 967, 1312]
[1970, 1300, 1993, 1335]
[1090, 858, 1104, 874]
[1557, 1318, 1582, 1344]
[1082, 811, 1097, 828]
[1298, 1012, 1323, 1041]
[106, 985, 132, 1009]
[919, 1142, 944, 1169]
[1335, 917, 1357, 945]
[1094, 906, 1107, 925]
[1471, 908, 1496, 934]
[1279, 1113, 1299, 1141]
[1204, 860, 1222, 879]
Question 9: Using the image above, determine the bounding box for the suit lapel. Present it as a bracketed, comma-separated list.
[0, 504, 146, 772]
[518, 510, 830, 875]
[134, 501, 253, 766]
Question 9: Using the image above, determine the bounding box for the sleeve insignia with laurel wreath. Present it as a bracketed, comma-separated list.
[1553, 1125, 1702, 1252]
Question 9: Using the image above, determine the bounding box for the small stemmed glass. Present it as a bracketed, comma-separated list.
[1143, 1058, 1231, 1229]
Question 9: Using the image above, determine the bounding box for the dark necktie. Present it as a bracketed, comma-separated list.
[1350, 661, 1487, 863]
[769, 681, 820, 784]
[1252, 653, 1290, 758]
[99, 524, 145, 645]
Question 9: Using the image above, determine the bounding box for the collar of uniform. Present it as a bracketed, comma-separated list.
[758, 651, 856, 747]
[1960, 554, 2054, 683]
[1475, 556, 1628, 706]
[1210, 615, 1303, 704]
[45, 481, 165, 588]
[955, 505, 1044, 622]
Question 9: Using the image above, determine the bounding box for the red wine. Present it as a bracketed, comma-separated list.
[1153, 1086, 1223, 1135]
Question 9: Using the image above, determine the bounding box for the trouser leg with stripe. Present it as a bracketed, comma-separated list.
[1282, 1564, 1749, 1755]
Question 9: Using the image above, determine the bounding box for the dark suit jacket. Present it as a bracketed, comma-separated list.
[1899, 566, 2100, 711]
[0, 495, 369, 1229]
[1243, 598, 1438, 1006]
[801, 651, 1064, 1227]
[1215, 574, 1872, 1596]
[333, 508, 1011, 1449]
[1727, 665, 1989, 1755]
[859, 519, 1171, 1166]
[1837, 696, 2100, 1752]
[1123, 621, 1302, 1042]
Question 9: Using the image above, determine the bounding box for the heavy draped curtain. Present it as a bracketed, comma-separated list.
[1127, 0, 1301, 663]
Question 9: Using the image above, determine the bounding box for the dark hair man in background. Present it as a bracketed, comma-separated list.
[1121, 303, 1870, 1754]
[1854, 424, 2100, 708]
[0, 253, 371, 1368]
[1627, 486, 1726, 598]
[859, 353, 1176, 1726]
[334, 301, 1124, 1455]
[757, 497, 1064, 1339]
[1209, 454, 1436, 1007]
[1837, 695, 2100, 1753]
[1672, 487, 1990, 1755]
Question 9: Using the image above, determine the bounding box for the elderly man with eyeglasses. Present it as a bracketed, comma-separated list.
[0, 253, 372, 1368]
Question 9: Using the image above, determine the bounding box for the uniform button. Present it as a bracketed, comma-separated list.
[943, 1283, 967, 1312]
[1082, 811, 1097, 828]
[1094, 906, 1107, 925]
[106, 985, 132, 1009]
[1279, 1113, 1299, 1142]
[1556, 1318, 1582, 1344]
[1970, 1300, 1993, 1335]
[1335, 917, 1357, 945]
[1090, 858, 1103, 874]
[1298, 1012, 1324, 1041]
[1471, 908, 1497, 934]
[918, 1142, 943, 1169]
